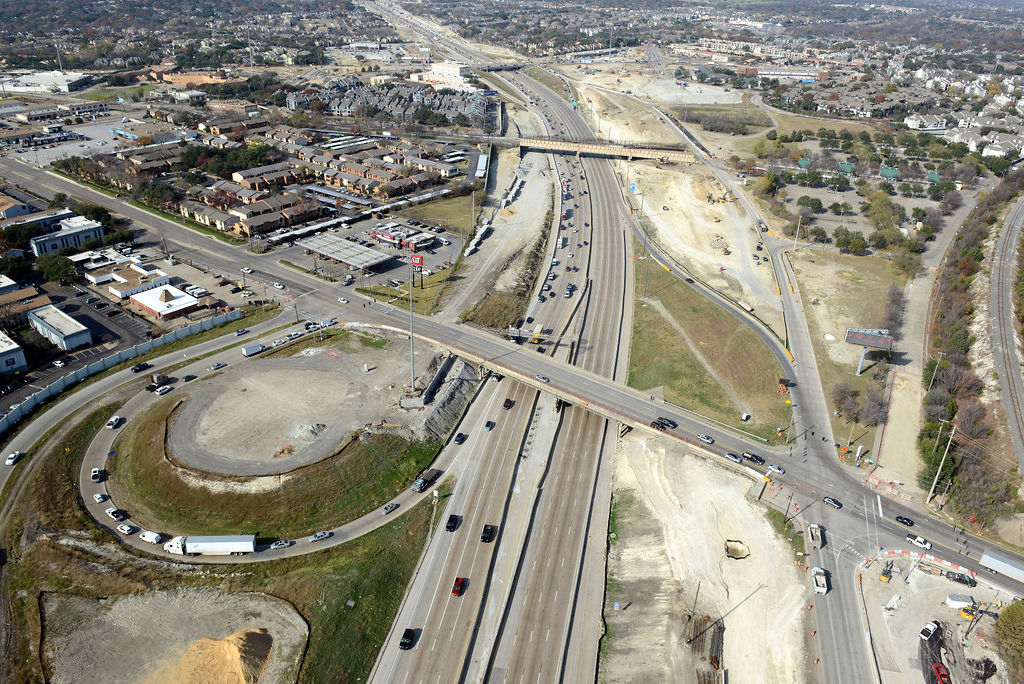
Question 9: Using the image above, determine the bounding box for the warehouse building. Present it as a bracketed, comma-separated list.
[27, 304, 92, 351]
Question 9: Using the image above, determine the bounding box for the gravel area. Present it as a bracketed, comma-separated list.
[167, 344, 413, 476]
[42, 588, 307, 684]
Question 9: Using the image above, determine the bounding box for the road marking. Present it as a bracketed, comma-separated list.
[876, 494, 883, 517]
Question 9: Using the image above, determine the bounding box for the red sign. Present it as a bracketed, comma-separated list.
[411, 255, 423, 266]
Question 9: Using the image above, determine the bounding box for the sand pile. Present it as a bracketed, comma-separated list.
[155, 627, 274, 684]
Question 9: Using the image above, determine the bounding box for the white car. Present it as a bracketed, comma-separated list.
[5, 451, 22, 466]
[270, 540, 292, 550]
[156, 385, 173, 396]
[337, 297, 349, 304]
[93, 493, 107, 503]
[919, 621, 938, 641]
[105, 416, 122, 429]
[240, 267, 254, 274]
[535, 374, 550, 383]
[105, 507, 124, 521]
[768, 464, 786, 475]
[906, 534, 932, 550]
[116, 524, 136, 535]
[696, 434, 714, 445]
[273, 339, 287, 347]
[53, 359, 65, 367]
[309, 530, 331, 543]
[273, 282, 285, 290]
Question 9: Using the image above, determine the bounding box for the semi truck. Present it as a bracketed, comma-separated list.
[530, 324, 543, 344]
[410, 468, 442, 493]
[811, 567, 829, 594]
[979, 549, 1024, 584]
[163, 534, 256, 556]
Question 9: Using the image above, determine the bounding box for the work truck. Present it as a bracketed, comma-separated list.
[410, 468, 442, 493]
[808, 523, 823, 550]
[811, 567, 829, 594]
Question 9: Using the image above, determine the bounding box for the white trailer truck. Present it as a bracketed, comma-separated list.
[163, 534, 256, 556]
[811, 567, 829, 595]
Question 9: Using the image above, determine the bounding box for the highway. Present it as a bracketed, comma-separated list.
[4, 19, 1024, 684]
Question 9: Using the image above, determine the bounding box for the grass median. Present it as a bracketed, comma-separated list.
[106, 395, 441, 538]
[628, 242, 783, 439]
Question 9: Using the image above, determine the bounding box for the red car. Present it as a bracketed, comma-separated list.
[452, 577, 467, 596]
[932, 663, 951, 684]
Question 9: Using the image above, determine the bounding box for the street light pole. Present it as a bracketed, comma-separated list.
[408, 251, 415, 393]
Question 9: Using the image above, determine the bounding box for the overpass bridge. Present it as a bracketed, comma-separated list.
[518, 136, 696, 164]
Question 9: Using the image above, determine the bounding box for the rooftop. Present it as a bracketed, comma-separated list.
[296, 233, 393, 270]
[0, 330, 19, 354]
[130, 285, 198, 315]
[28, 304, 88, 336]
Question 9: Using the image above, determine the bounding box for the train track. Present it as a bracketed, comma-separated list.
[991, 198, 1024, 465]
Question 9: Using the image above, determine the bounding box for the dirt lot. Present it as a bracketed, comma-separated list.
[557, 62, 743, 108]
[602, 437, 807, 683]
[169, 337, 418, 474]
[42, 588, 307, 684]
[861, 555, 1008, 684]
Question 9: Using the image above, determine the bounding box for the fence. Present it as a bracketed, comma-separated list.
[0, 309, 242, 436]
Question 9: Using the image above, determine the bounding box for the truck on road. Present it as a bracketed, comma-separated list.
[808, 523, 823, 549]
[241, 342, 266, 357]
[811, 567, 829, 594]
[163, 534, 256, 556]
[979, 549, 1024, 583]
[530, 324, 543, 344]
[410, 468, 442, 493]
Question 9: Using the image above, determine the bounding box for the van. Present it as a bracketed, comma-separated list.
[138, 530, 163, 544]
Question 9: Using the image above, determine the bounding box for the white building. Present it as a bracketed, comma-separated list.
[130, 285, 199, 320]
[86, 260, 170, 299]
[0, 331, 27, 376]
[27, 305, 92, 351]
[29, 216, 104, 257]
[0, 70, 91, 94]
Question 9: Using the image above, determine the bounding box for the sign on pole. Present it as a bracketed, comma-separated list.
[411, 255, 423, 266]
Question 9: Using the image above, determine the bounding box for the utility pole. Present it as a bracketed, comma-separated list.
[926, 351, 945, 393]
[932, 418, 949, 455]
[792, 214, 802, 251]
[408, 251, 415, 394]
[927, 424, 957, 503]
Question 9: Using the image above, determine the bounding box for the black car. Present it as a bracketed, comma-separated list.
[823, 496, 843, 509]
[445, 514, 460, 532]
[650, 421, 666, 430]
[503, 398, 513, 410]
[742, 452, 766, 465]
[481, 524, 497, 543]
[948, 572, 976, 587]
[182, 374, 197, 382]
[453, 433, 467, 445]
[894, 515, 914, 527]
[657, 417, 678, 429]
[130, 362, 151, 373]
[399, 628, 416, 650]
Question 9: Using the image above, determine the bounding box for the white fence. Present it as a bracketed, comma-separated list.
[0, 309, 243, 436]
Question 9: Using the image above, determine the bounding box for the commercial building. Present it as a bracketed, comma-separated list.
[27, 304, 92, 351]
[0, 331, 27, 375]
[0, 193, 31, 220]
[29, 216, 104, 257]
[130, 285, 199, 320]
[0, 207, 74, 234]
[0, 70, 91, 94]
[86, 260, 170, 299]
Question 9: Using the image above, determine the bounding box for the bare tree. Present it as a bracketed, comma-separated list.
[831, 382, 856, 412]
[860, 389, 888, 426]
[956, 399, 988, 440]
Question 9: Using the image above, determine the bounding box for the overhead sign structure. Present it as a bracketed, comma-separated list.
[845, 328, 894, 375]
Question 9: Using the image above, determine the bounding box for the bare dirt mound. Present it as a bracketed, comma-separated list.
[164, 627, 273, 684]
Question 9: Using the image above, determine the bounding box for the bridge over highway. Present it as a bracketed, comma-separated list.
[518, 136, 696, 163]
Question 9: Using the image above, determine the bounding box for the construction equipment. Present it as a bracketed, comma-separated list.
[712, 216, 721, 222]
[881, 560, 893, 583]
[717, 189, 736, 203]
[721, 246, 731, 256]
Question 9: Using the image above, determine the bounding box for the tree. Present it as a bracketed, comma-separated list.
[0, 256, 30, 281]
[995, 600, 1024, 665]
[860, 389, 887, 426]
[35, 254, 76, 284]
[879, 181, 895, 195]
[765, 129, 778, 140]
[48, 192, 69, 209]
[797, 195, 823, 212]
[831, 382, 856, 412]
[809, 226, 828, 243]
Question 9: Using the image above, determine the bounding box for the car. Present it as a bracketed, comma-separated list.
[85, 296, 99, 304]
[116, 524, 136, 535]
[453, 433, 467, 445]
[240, 267, 254, 274]
[93, 302, 108, 310]
[696, 434, 714, 445]
[919, 621, 939, 640]
[894, 515, 914, 527]
[657, 417, 677, 428]
[90, 468, 103, 483]
[768, 464, 786, 475]
[208, 362, 226, 371]
[445, 514, 460, 532]
[269, 540, 292, 550]
[503, 398, 514, 410]
[273, 339, 287, 347]
[481, 524, 498, 543]
[53, 359, 65, 368]
[651, 420, 666, 430]
[399, 628, 416, 650]
[536, 375, 550, 383]
[229, 286, 241, 294]
[337, 297, 349, 304]
[724, 452, 743, 464]
[273, 282, 285, 290]
[5, 451, 22, 466]
[823, 496, 843, 509]
[138, 531, 163, 544]
[684, 277, 695, 284]
[156, 385, 173, 396]
[452, 577, 467, 596]
[234, 328, 249, 336]
[742, 452, 765, 465]
[948, 572, 977, 587]
[105, 507, 125, 521]
[182, 374, 197, 382]
[932, 663, 952, 684]
[382, 502, 399, 515]
[73, 290, 86, 297]
[568, 252, 574, 258]
[130, 362, 151, 373]
[308, 530, 331, 543]
[907, 534, 932, 550]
